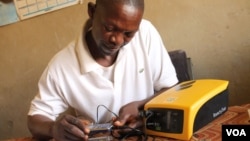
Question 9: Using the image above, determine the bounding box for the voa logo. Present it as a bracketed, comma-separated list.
[226, 129, 247, 136]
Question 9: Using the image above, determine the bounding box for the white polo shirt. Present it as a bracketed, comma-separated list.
[28, 19, 178, 123]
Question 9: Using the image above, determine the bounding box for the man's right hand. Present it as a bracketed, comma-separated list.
[51, 114, 90, 141]
[28, 114, 91, 141]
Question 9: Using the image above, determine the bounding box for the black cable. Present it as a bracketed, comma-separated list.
[110, 126, 147, 141]
[95, 105, 147, 140]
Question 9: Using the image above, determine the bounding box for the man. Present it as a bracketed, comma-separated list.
[27, 0, 178, 140]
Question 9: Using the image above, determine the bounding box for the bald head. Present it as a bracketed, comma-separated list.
[96, 0, 144, 11]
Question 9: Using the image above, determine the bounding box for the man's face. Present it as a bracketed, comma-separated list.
[89, 3, 143, 56]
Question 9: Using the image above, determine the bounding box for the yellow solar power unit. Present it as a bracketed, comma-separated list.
[144, 79, 229, 140]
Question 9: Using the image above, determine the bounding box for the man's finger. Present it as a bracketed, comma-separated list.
[64, 123, 85, 138]
[113, 114, 131, 126]
[63, 115, 87, 138]
[63, 130, 84, 141]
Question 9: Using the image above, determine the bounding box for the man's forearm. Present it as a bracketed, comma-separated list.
[27, 115, 54, 140]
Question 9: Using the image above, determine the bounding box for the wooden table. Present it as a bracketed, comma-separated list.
[4, 104, 250, 141]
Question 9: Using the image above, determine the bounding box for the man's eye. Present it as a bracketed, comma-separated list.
[124, 32, 135, 38]
[104, 26, 114, 32]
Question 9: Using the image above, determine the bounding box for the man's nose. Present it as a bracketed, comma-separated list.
[110, 32, 124, 46]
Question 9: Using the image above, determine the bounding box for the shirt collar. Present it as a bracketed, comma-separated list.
[75, 20, 100, 74]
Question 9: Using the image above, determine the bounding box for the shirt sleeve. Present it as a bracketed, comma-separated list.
[28, 66, 68, 121]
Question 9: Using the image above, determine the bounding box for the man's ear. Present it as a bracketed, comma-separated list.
[88, 2, 96, 19]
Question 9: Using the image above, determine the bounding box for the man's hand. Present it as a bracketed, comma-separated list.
[113, 88, 171, 129]
[52, 115, 90, 141]
[113, 101, 144, 129]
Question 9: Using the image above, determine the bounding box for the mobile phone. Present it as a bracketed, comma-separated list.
[88, 123, 113, 139]
[89, 123, 113, 132]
